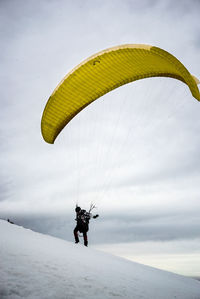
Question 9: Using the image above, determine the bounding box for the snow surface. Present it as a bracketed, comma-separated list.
[0, 220, 200, 299]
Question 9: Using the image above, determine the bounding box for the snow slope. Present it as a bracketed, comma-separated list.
[0, 220, 200, 299]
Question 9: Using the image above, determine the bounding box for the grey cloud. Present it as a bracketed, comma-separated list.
[92, 210, 200, 244]
[0, 178, 13, 202]
[2, 208, 199, 245]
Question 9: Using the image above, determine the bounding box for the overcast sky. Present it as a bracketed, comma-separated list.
[1, 0, 200, 277]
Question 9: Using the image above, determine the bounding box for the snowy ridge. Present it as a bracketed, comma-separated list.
[0, 220, 200, 299]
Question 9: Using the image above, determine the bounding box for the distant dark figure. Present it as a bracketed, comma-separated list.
[74, 206, 99, 246]
[7, 219, 14, 224]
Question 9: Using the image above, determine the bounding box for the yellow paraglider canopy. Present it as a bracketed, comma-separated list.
[41, 44, 200, 144]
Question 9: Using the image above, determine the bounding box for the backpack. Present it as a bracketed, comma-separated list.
[76, 210, 90, 232]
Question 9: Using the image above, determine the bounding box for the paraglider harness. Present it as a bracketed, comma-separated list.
[75, 204, 98, 234]
[76, 209, 90, 233]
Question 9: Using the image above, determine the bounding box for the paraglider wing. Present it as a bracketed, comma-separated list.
[41, 44, 200, 144]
